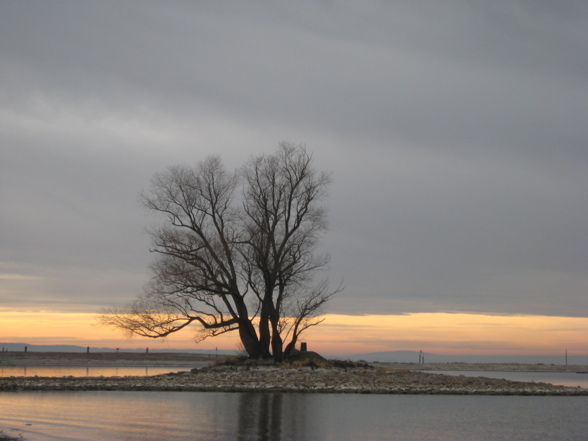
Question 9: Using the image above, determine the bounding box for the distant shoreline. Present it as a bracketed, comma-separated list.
[376, 362, 588, 373]
[1, 351, 587, 372]
[0, 351, 214, 367]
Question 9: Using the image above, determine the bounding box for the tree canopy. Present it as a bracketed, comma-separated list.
[101, 143, 340, 361]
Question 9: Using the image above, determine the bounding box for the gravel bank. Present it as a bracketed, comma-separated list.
[1, 365, 587, 395]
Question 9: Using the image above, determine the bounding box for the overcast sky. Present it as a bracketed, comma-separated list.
[2, 1, 587, 320]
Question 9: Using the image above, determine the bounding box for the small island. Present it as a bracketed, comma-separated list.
[1, 351, 587, 396]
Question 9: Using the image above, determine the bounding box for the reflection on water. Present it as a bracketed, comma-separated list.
[236, 393, 310, 441]
[0, 366, 191, 377]
[1, 392, 588, 441]
[238, 393, 283, 441]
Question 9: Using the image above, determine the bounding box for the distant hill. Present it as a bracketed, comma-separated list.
[344, 350, 588, 366]
[0, 343, 235, 356]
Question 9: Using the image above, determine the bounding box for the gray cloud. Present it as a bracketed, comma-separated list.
[1, 0, 587, 317]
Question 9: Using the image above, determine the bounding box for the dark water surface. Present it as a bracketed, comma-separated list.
[1, 391, 587, 441]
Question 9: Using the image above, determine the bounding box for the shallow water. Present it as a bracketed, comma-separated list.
[1, 392, 587, 441]
[0, 366, 192, 377]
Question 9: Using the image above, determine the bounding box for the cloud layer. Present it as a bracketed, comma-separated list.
[2, 1, 587, 317]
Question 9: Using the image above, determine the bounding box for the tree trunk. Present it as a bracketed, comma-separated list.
[238, 322, 263, 358]
[270, 319, 283, 362]
[233, 295, 266, 359]
[258, 294, 272, 358]
[283, 340, 295, 358]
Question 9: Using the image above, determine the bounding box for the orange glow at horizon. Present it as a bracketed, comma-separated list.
[309, 313, 588, 356]
[1, 310, 587, 356]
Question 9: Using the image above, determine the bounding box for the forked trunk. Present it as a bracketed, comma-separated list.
[238, 321, 263, 359]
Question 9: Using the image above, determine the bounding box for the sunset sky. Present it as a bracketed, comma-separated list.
[1, 1, 587, 358]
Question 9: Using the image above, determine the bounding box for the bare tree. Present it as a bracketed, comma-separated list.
[241, 144, 337, 360]
[100, 143, 340, 361]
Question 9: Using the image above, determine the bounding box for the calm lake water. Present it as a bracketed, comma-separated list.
[0, 366, 192, 377]
[1, 391, 587, 441]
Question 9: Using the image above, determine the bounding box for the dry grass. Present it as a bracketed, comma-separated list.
[208, 355, 241, 366]
[281, 359, 332, 369]
[374, 367, 412, 374]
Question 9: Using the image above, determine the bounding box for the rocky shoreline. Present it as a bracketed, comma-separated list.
[1, 365, 588, 396]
